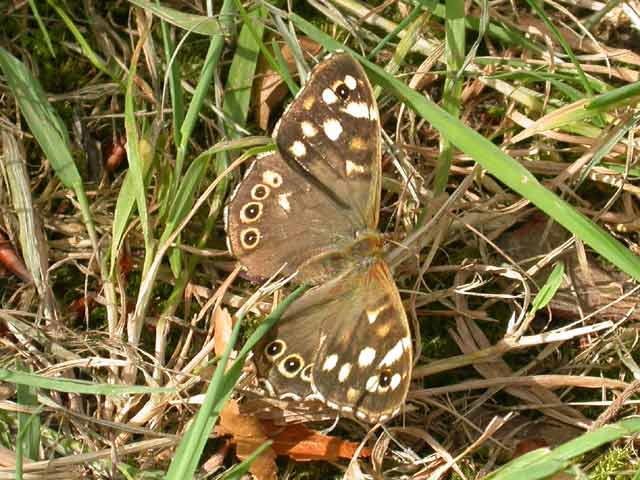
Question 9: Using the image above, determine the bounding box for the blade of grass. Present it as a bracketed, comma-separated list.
[128, 0, 229, 36]
[523, 0, 592, 96]
[531, 262, 564, 312]
[166, 284, 308, 479]
[16, 363, 40, 462]
[46, 0, 118, 81]
[158, 2, 185, 145]
[290, 15, 640, 282]
[0, 369, 173, 395]
[0, 48, 99, 256]
[26, 0, 55, 57]
[219, 441, 273, 480]
[434, 0, 465, 193]
[486, 418, 640, 480]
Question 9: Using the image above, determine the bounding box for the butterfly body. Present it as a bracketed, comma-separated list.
[225, 53, 412, 423]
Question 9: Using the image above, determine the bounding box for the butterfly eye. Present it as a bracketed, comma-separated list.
[378, 368, 393, 388]
[336, 83, 350, 100]
[265, 340, 285, 360]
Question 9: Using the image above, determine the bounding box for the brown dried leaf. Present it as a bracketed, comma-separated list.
[213, 307, 234, 358]
[261, 421, 372, 462]
[0, 231, 32, 283]
[219, 400, 277, 480]
[253, 37, 323, 130]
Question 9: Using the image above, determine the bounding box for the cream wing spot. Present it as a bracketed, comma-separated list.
[345, 160, 366, 176]
[402, 336, 412, 352]
[390, 373, 402, 390]
[262, 170, 283, 188]
[301, 121, 317, 137]
[367, 305, 387, 324]
[346, 388, 361, 403]
[344, 74, 357, 90]
[379, 340, 405, 367]
[322, 88, 338, 104]
[290, 140, 306, 157]
[322, 354, 338, 371]
[344, 102, 370, 119]
[356, 410, 367, 420]
[358, 347, 376, 367]
[323, 119, 343, 141]
[277, 193, 292, 212]
[365, 375, 379, 392]
[279, 392, 302, 401]
[369, 105, 379, 121]
[303, 95, 315, 110]
[338, 363, 352, 382]
[350, 137, 366, 151]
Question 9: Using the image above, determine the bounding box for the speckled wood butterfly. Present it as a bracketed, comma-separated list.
[225, 53, 412, 423]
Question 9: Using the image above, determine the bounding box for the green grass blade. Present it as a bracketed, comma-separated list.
[166, 284, 308, 479]
[290, 15, 640, 282]
[524, 0, 592, 96]
[46, 0, 117, 80]
[0, 47, 99, 253]
[128, 0, 228, 36]
[486, 418, 640, 480]
[434, 0, 465, 193]
[26, 0, 55, 57]
[159, 5, 186, 145]
[0, 369, 173, 395]
[219, 441, 273, 479]
[123, 41, 153, 277]
[531, 262, 564, 312]
[16, 364, 40, 461]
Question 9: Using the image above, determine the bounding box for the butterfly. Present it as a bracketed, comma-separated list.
[224, 53, 412, 423]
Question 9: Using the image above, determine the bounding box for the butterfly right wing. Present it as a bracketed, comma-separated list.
[225, 152, 358, 283]
[274, 53, 381, 230]
[254, 261, 412, 423]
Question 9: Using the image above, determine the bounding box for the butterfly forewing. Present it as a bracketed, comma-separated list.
[275, 53, 381, 230]
[225, 152, 358, 283]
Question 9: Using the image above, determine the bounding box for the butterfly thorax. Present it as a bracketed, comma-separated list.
[294, 229, 382, 283]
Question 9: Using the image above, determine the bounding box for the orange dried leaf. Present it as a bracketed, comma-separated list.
[0, 232, 32, 283]
[262, 421, 372, 462]
[213, 307, 234, 358]
[219, 400, 277, 480]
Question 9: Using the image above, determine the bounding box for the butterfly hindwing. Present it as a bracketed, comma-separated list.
[254, 261, 412, 423]
[275, 53, 381, 229]
[311, 261, 412, 422]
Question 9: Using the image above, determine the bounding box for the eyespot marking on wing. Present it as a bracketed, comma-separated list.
[251, 184, 270, 200]
[240, 228, 260, 250]
[240, 202, 262, 223]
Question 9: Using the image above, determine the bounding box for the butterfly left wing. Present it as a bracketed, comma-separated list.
[253, 260, 412, 423]
[274, 53, 381, 230]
